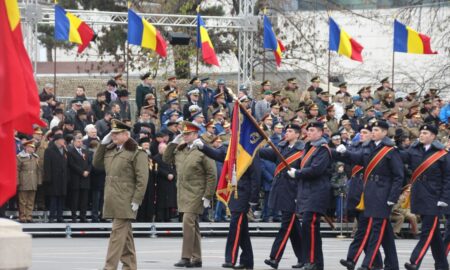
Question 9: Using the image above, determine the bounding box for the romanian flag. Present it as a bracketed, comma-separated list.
[394, 20, 436, 54]
[0, 0, 46, 205]
[54, 5, 95, 53]
[128, 9, 167, 58]
[329, 17, 364, 62]
[263, 15, 285, 67]
[216, 101, 265, 204]
[196, 12, 219, 66]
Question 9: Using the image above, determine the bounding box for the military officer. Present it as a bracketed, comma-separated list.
[336, 120, 404, 270]
[193, 134, 261, 269]
[401, 124, 450, 270]
[336, 124, 382, 270]
[307, 76, 320, 101]
[93, 119, 149, 270]
[136, 72, 157, 115]
[282, 77, 310, 106]
[334, 82, 353, 106]
[260, 124, 305, 269]
[287, 121, 332, 270]
[163, 122, 216, 268]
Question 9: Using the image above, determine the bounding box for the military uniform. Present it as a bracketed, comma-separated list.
[344, 126, 403, 270]
[401, 126, 450, 270]
[163, 123, 216, 267]
[292, 129, 332, 270]
[198, 142, 260, 269]
[93, 120, 149, 270]
[260, 138, 305, 269]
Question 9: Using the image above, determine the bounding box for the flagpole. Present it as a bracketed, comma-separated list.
[391, 51, 395, 89]
[196, 47, 199, 76]
[53, 46, 57, 96]
[262, 49, 266, 82]
[126, 42, 130, 91]
[327, 49, 331, 92]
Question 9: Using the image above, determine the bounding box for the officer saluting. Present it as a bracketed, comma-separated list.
[336, 124, 382, 270]
[401, 124, 450, 270]
[287, 121, 332, 270]
[93, 119, 149, 270]
[336, 120, 403, 270]
[259, 124, 305, 269]
[192, 135, 261, 269]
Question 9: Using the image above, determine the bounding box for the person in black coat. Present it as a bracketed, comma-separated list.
[136, 138, 156, 222]
[287, 122, 332, 270]
[335, 120, 403, 270]
[259, 124, 305, 269]
[87, 140, 105, 223]
[43, 134, 69, 222]
[153, 143, 177, 222]
[183, 89, 203, 119]
[192, 137, 261, 270]
[335, 124, 383, 270]
[401, 124, 450, 270]
[67, 135, 91, 222]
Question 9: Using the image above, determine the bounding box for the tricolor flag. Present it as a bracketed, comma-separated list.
[216, 101, 265, 204]
[54, 5, 95, 53]
[128, 9, 167, 58]
[196, 11, 219, 66]
[263, 15, 285, 67]
[394, 20, 436, 54]
[329, 17, 364, 62]
[0, 0, 46, 205]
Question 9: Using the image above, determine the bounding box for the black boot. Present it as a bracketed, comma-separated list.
[339, 259, 355, 270]
[174, 258, 191, 267]
[292, 262, 305, 268]
[404, 262, 418, 270]
[222, 262, 234, 268]
[264, 259, 279, 269]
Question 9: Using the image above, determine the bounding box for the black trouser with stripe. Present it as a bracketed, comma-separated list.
[346, 212, 382, 267]
[301, 212, 323, 268]
[445, 215, 450, 257]
[361, 218, 399, 270]
[269, 211, 303, 263]
[409, 215, 448, 269]
[225, 212, 253, 267]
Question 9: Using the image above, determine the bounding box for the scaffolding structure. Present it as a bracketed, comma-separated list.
[19, 0, 258, 93]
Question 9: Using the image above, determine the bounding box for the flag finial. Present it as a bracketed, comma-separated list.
[196, 5, 200, 13]
[128, 1, 132, 8]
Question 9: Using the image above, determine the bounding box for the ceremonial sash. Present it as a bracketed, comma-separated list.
[274, 150, 304, 176]
[351, 165, 364, 178]
[300, 146, 317, 169]
[363, 146, 394, 182]
[409, 149, 447, 185]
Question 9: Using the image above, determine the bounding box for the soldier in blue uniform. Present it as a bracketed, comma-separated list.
[401, 124, 450, 270]
[336, 124, 383, 270]
[192, 138, 261, 270]
[335, 120, 403, 270]
[259, 124, 305, 269]
[287, 121, 332, 270]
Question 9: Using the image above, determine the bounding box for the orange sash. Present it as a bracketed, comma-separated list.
[409, 149, 447, 184]
[351, 165, 364, 178]
[300, 146, 317, 169]
[274, 150, 304, 176]
[363, 146, 394, 183]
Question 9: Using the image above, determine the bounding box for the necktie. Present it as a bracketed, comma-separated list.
[78, 148, 83, 155]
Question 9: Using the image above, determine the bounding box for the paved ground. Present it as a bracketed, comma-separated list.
[31, 237, 436, 270]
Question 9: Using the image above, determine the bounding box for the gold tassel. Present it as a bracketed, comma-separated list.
[401, 194, 410, 209]
[355, 192, 365, 211]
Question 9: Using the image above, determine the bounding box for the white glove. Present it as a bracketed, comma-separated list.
[437, 201, 448, 207]
[287, 168, 297, 178]
[193, 138, 204, 149]
[202, 197, 211, 208]
[131, 202, 139, 212]
[249, 202, 258, 206]
[387, 201, 395, 206]
[172, 134, 183, 144]
[101, 132, 112, 145]
[336, 144, 347, 153]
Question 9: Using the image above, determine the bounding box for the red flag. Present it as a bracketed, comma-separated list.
[0, 0, 46, 205]
[76, 22, 95, 53]
[216, 101, 239, 204]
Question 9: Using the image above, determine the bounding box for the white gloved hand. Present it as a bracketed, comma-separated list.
[202, 197, 211, 208]
[387, 201, 395, 206]
[131, 202, 139, 212]
[193, 138, 204, 149]
[336, 144, 347, 153]
[101, 132, 112, 145]
[437, 201, 448, 207]
[172, 134, 183, 144]
[287, 168, 297, 178]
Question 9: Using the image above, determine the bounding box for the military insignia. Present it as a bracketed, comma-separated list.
[250, 132, 261, 144]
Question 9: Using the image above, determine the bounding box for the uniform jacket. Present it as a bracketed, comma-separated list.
[43, 143, 69, 196]
[93, 138, 149, 219]
[136, 84, 157, 112]
[16, 151, 40, 191]
[199, 143, 260, 213]
[402, 140, 450, 215]
[163, 142, 217, 214]
[344, 137, 404, 218]
[260, 140, 305, 213]
[294, 138, 332, 215]
[67, 146, 91, 190]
